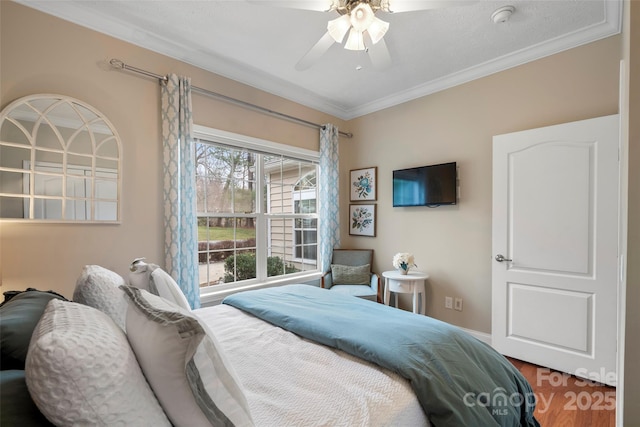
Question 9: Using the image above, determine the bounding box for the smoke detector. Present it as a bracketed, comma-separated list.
[491, 6, 515, 24]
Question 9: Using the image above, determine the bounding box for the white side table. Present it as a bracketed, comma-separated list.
[382, 270, 429, 315]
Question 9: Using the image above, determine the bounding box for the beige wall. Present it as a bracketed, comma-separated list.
[343, 36, 621, 333]
[0, 2, 346, 297]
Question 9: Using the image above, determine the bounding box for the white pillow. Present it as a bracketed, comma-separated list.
[25, 299, 171, 426]
[121, 286, 254, 427]
[129, 261, 191, 310]
[128, 259, 152, 291]
[73, 265, 128, 330]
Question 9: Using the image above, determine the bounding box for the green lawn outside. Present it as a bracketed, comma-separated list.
[198, 226, 255, 241]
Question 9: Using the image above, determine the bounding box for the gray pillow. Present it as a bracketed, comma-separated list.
[0, 370, 54, 426]
[331, 264, 371, 285]
[0, 290, 67, 370]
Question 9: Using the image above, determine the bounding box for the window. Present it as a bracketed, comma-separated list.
[292, 171, 317, 262]
[194, 126, 319, 292]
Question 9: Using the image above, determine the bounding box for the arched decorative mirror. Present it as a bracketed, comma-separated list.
[0, 94, 121, 222]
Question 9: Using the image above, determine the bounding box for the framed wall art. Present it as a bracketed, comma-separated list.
[349, 204, 376, 237]
[350, 166, 377, 201]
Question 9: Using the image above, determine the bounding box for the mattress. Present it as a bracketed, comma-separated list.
[195, 304, 430, 427]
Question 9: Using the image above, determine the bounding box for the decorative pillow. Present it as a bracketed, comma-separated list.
[25, 300, 171, 426]
[129, 261, 191, 310]
[0, 290, 67, 370]
[0, 370, 54, 426]
[73, 265, 128, 330]
[127, 259, 152, 291]
[2, 288, 67, 307]
[121, 286, 254, 427]
[331, 264, 371, 285]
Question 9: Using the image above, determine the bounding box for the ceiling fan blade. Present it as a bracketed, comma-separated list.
[295, 31, 336, 70]
[247, 0, 337, 12]
[385, 0, 476, 13]
[366, 36, 392, 71]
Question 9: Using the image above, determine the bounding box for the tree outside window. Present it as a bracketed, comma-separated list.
[195, 140, 318, 290]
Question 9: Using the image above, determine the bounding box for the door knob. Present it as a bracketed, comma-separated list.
[495, 254, 512, 262]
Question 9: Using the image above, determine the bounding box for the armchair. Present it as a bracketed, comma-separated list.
[321, 249, 380, 302]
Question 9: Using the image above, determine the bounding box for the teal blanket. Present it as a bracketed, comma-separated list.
[223, 285, 539, 427]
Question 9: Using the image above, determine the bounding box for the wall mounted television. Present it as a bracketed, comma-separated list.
[393, 162, 458, 207]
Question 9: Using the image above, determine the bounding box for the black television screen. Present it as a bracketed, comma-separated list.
[393, 162, 457, 207]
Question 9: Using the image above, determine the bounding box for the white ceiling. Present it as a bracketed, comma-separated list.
[17, 0, 621, 120]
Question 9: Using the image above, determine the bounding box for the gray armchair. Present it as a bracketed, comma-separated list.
[321, 249, 380, 302]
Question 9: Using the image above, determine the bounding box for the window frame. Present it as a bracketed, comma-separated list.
[193, 125, 322, 302]
[292, 171, 318, 263]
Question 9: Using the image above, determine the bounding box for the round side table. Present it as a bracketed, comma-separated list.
[382, 270, 429, 315]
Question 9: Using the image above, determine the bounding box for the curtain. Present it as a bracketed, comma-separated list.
[319, 124, 341, 273]
[161, 74, 200, 309]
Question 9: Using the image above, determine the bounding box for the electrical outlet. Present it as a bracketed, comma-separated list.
[454, 298, 463, 311]
[445, 296, 453, 309]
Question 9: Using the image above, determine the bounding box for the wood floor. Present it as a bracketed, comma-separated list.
[507, 357, 616, 427]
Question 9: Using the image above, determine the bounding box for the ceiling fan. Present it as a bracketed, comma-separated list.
[249, 0, 473, 71]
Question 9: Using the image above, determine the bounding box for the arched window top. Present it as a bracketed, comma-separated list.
[293, 170, 316, 191]
[0, 94, 122, 222]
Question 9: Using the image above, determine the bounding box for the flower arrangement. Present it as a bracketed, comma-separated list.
[393, 253, 416, 275]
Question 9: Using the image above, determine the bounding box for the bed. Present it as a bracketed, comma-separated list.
[204, 284, 539, 427]
[196, 298, 429, 426]
[4, 265, 540, 427]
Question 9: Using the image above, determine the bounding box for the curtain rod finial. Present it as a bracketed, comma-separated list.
[109, 58, 125, 70]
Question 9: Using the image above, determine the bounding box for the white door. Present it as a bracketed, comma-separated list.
[492, 114, 619, 386]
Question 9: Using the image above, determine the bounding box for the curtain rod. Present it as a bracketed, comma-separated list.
[108, 59, 353, 139]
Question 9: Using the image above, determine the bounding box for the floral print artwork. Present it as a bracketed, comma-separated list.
[350, 167, 377, 201]
[352, 206, 372, 231]
[353, 170, 373, 199]
[349, 204, 376, 237]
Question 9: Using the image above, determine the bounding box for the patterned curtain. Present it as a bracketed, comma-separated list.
[319, 124, 341, 273]
[160, 74, 200, 309]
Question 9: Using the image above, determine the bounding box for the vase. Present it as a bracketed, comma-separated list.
[399, 268, 408, 275]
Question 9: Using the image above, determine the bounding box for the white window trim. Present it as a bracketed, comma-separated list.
[200, 270, 323, 306]
[292, 186, 318, 263]
[193, 125, 319, 163]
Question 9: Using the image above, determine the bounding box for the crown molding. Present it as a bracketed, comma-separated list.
[16, 0, 622, 121]
[344, 0, 623, 119]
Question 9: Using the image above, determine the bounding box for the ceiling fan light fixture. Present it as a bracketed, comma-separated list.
[345, 27, 366, 50]
[367, 16, 389, 44]
[328, 14, 351, 42]
[350, 2, 375, 32]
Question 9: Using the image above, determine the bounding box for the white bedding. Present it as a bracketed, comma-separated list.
[194, 304, 430, 427]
